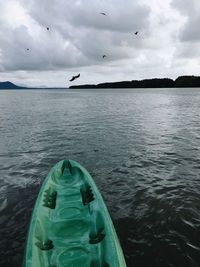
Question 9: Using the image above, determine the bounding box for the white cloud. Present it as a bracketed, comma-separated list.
[171, 0, 200, 41]
[0, 0, 199, 87]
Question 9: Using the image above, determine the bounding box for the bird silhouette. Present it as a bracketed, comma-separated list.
[46, 27, 49, 31]
[134, 31, 139, 35]
[69, 73, 80, 82]
[100, 12, 107, 16]
[102, 55, 107, 58]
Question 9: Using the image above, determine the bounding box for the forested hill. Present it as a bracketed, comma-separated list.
[0, 81, 26, 89]
[69, 76, 200, 89]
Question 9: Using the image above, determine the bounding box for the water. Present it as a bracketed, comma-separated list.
[0, 88, 200, 267]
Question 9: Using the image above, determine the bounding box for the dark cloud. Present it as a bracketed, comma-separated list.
[0, 0, 151, 74]
[180, 16, 200, 42]
[67, 3, 150, 33]
[23, 0, 150, 33]
[0, 22, 88, 71]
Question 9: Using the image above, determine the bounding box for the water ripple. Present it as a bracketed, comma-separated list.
[1, 88, 200, 266]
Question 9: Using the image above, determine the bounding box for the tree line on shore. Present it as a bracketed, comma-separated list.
[69, 75, 200, 89]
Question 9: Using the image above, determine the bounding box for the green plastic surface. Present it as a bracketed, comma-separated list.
[23, 160, 127, 267]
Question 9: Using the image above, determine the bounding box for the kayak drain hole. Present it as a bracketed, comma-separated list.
[43, 187, 57, 209]
[80, 184, 95, 205]
[35, 239, 54, 250]
[89, 228, 105, 244]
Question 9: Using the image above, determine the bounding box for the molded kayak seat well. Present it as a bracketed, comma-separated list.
[23, 160, 126, 267]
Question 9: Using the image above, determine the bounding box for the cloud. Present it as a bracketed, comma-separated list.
[22, 0, 150, 33]
[0, 0, 151, 73]
[0, 0, 199, 86]
[171, 0, 200, 42]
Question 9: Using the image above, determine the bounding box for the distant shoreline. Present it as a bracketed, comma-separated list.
[1, 75, 200, 89]
[0, 82, 67, 90]
[69, 76, 200, 89]
[0, 87, 67, 90]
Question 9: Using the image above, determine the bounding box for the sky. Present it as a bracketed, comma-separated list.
[0, 0, 200, 87]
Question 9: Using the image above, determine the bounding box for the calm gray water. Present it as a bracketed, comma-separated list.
[1, 88, 200, 267]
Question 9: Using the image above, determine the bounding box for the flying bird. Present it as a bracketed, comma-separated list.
[134, 31, 139, 35]
[69, 73, 80, 82]
[100, 12, 107, 16]
[46, 27, 49, 31]
[102, 55, 107, 58]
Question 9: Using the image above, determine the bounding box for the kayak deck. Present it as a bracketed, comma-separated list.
[24, 160, 126, 267]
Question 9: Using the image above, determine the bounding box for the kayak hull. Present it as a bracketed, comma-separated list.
[23, 160, 126, 267]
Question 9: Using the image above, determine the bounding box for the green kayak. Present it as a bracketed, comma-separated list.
[23, 160, 126, 267]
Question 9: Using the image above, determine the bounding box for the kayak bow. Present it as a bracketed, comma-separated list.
[23, 160, 126, 267]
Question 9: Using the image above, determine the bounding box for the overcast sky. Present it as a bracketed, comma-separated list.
[0, 0, 200, 87]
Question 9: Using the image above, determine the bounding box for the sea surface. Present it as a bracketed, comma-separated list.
[1, 88, 200, 267]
